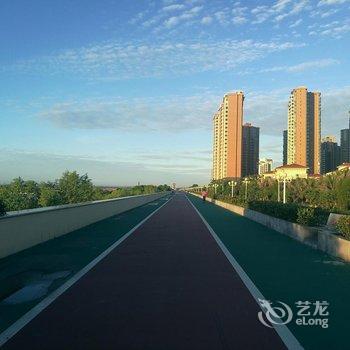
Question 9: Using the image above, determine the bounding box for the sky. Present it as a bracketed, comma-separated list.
[0, 0, 350, 186]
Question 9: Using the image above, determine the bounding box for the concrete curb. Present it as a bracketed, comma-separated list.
[188, 192, 350, 262]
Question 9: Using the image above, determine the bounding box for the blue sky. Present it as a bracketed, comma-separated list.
[0, 0, 350, 186]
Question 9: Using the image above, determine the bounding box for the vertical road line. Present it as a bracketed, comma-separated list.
[186, 195, 303, 350]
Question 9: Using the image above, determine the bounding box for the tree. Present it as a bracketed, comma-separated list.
[0, 198, 5, 216]
[0, 177, 39, 211]
[336, 177, 350, 211]
[39, 182, 63, 207]
[58, 171, 94, 204]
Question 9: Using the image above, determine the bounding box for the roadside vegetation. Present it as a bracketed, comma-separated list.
[0, 171, 171, 215]
[189, 168, 350, 234]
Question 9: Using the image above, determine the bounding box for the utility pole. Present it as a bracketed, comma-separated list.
[277, 179, 280, 202]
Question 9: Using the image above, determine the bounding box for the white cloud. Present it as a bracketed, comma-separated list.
[162, 4, 186, 11]
[308, 19, 350, 38]
[39, 95, 219, 132]
[163, 5, 203, 28]
[289, 18, 302, 27]
[318, 0, 349, 6]
[232, 16, 247, 24]
[251, 0, 309, 24]
[201, 16, 213, 25]
[260, 58, 340, 73]
[5, 39, 305, 80]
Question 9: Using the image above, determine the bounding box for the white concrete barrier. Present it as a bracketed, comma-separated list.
[188, 192, 350, 262]
[0, 192, 169, 259]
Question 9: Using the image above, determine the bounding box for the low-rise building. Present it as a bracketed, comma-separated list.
[274, 164, 308, 180]
[337, 163, 350, 172]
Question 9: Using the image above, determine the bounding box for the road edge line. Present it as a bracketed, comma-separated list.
[186, 194, 303, 350]
[0, 195, 172, 348]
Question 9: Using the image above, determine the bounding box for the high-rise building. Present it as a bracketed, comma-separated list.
[283, 130, 288, 165]
[259, 158, 273, 175]
[321, 136, 341, 174]
[212, 92, 244, 180]
[287, 87, 321, 175]
[340, 116, 350, 164]
[242, 123, 259, 177]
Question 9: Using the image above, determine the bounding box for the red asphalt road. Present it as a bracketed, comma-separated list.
[3, 194, 285, 350]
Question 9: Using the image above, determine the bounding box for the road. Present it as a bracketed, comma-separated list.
[2, 194, 287, 349]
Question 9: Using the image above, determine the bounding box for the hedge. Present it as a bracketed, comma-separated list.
[336, 216, 350, 240]
[247, 201, 329, 227]
[0, 199, 5, 216]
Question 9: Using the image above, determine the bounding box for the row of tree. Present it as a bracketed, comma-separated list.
[0, 171, 171, 213]
[198, 169, 350, 213]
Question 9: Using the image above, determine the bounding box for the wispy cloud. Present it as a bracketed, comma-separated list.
[260, 58, 340, 73]
[251, 0, 309, 24]
[162, 4, 186, 12]
[39, 95, 219, 132]
[3, 39, 305, 80]
[318, 0, 349, 6]
[308, 19, 350, 38]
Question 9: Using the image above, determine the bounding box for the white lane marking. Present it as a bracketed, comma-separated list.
[186, 195, 303, 350]
[0, 196, 172, 347]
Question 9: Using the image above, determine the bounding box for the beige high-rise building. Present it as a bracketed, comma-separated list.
[287, 87, 321, 175]
[212, 92, 244, 180]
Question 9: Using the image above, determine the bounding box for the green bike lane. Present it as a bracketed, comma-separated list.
[188, 194, 350, 350]
[0, 195, 171, 335]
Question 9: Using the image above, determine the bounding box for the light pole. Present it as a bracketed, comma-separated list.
[283, 177, 287, 204]
[277, 179, 281, 202]
[228, 181, 237, 197]
[243, 178, 249, 201]
[213, 183, 219, 194]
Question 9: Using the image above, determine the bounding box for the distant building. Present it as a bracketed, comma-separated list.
[287, 87, 321, 175]
[321, 136, 341, 174]
[242, 123, 260, 177]
[340, 116, 350, 163]
[212, 92, 244, 180]
[337, 163, 350, 172]
[259, 158, 273, 175]
[275, 164, 308, 180]
[283, 130, 288, 165]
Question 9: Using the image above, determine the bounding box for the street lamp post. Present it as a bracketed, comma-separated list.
[283, 177, 287, 204]
[243, 178, 249, 201]
[277, 179, 281, 202]
[228, 181, 237, 198]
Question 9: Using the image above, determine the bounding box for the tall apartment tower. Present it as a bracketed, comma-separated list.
[340, 116, 350, 163]
[287, 87, 321, 174]
[321, 136, 341, 174]
[242, 123, 260, 177]
[283, 130, 288, 165]
[212, 92, 244, 180]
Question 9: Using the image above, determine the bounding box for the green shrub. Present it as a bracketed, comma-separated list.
[248, 200, 329, 226]
[336, 178, 350, 211]
[336, 216, 350, 240]
[0, 199, 5, 216]
[248, 201, 299, 222]
[296, 207, 329, 226]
